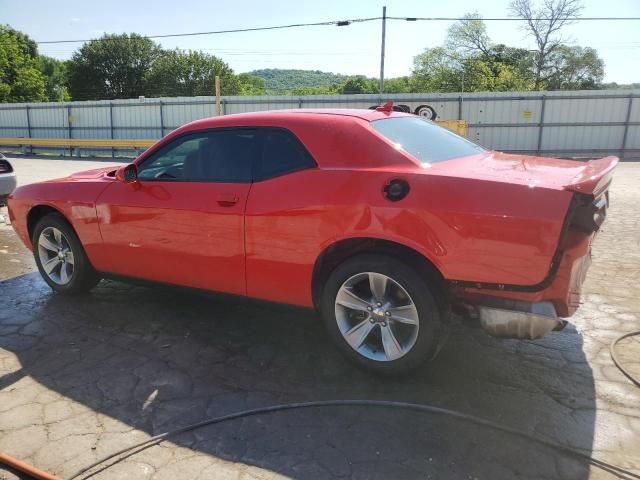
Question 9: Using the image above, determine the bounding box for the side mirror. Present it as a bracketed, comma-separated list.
[116, 164, 138, 184]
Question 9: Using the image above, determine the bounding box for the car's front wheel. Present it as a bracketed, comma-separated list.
[321, 254, 443, 374]
[32, 213, 100, 294]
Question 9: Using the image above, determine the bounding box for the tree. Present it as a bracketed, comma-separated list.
[509, 0, 584, 89]
[411, 47, 462, 92]
[67, 34, 161, 100]
[37, 56, 71, 101]
[290, 85, 339, 95]
[338, 76, 378, 94]
[0, 26, 47, 102]
[383, 77, 412, 93]
[237, 73, 267, 96]
[446, 12, 491, 56]
[411, 45, 536, 93]
[249, 69, 350, 94]
[544, 45, 603, 90]
[2, 25, 38, 58]
[146, 49, 240, 97]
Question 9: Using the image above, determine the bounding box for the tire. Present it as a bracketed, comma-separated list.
[414, 104, 437, 120]
[370, 105, 410, 113]
[321, 254, 444, 375]
[32, 213, 100, 294]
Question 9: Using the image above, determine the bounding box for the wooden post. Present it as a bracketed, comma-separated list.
[215, 76, 222, 116]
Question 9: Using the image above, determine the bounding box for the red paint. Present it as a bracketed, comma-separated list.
[8, 109, 618, 317]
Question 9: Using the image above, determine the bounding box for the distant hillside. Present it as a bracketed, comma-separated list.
[248, 69, 352, 94]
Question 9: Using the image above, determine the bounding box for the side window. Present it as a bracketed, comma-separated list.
[255, 129, 316, 181]
[137, 135, 202, 180]
[137, 130, 256, 183]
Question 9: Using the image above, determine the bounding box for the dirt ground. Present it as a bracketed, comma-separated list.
[0, 156, 639, 480]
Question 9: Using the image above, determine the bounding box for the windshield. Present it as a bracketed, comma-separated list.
[371, 116, 486, 165]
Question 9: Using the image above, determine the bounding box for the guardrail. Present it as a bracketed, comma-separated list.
[0, 138, 155, 148]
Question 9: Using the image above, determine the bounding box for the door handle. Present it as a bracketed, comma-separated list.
[217, 194, 239, 207]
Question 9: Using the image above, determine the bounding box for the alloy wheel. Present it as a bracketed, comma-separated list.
[37, 226, 75, 285]
[334, 272, 420, 362]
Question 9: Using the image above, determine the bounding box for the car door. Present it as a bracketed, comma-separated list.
[96, 129, 257, 296]
[244, 128, 320, 305]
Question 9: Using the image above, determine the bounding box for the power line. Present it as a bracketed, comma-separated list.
[34, 17, 380, 45]
[389, 16, 640, 21]
[27, 15, 640, 45]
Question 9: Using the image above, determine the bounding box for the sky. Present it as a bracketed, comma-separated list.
[2, 0, 639, 84]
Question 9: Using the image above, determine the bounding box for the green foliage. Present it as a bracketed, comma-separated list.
[601, 82, 640, 90]
[445, 12, 491, 56]
[383, 77, 411, 93]
[249, 69, 351, 94]
[146, 49, 240, 97]
[237, 73, 267, 95]
[290, 85, 340, 95]
[411, 13, 600, 93]
[0, 26, 47, 102]
[544, 46, 604, 90]
[37, 56, 70, 101]
[411, 47, 461, 92]
[338, 76, 378, 94]
[1, 25, 38, 58]
[67, 33, 161, 100]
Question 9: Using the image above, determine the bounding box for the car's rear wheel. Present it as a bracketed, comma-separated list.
[33, 213, 100, 294]
[321, 254, 443, 374]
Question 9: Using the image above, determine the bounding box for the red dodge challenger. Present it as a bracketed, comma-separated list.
[8, 107, 617, 373]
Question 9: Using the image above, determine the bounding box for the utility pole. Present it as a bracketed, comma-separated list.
[379, 6, 386, 94]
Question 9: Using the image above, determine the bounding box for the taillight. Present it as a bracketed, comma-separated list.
[0, 159, 13, 174]
[570, 192, 608, 233]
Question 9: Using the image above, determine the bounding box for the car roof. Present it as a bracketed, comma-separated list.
[138, 108, 418, 170]
[182, 108, 412, 131]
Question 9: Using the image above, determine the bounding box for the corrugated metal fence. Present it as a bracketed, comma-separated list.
[0, 90, 638, 159]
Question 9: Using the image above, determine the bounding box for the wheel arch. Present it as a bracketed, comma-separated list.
[311, 237, 448, 310]
[27, 204, 68, 244]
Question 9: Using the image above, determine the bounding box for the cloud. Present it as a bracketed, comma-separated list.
[70, 17, 81, 23]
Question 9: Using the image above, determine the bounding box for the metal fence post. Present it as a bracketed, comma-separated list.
[159, 101, 165, 137]
[298, 98, 303, 109]
[25, 105, 32, 155]
[458, 95, 463, 120]
[66, 105, 72, 157]
[536, 95, 546, 156]
[620, 95, 633, 160]
[109, 102, 115, 158]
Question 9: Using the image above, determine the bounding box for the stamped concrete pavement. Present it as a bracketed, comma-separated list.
[0, 156, 638, 479]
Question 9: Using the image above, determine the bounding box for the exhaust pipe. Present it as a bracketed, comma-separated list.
[474, 300, 566, 340]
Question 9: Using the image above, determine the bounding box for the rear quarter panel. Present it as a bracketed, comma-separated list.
[245, 165, 572, 307]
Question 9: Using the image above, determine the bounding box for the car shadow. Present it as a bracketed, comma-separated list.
[0, 273, 596, 479]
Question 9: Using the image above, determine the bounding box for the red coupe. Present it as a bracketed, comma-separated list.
[8, 107, 617, 373]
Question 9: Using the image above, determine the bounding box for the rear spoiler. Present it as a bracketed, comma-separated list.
[564, 156, 618, 197]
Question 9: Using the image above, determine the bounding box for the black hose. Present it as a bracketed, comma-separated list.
[610, 330, 640, 388]
[66, 399, 640, 480]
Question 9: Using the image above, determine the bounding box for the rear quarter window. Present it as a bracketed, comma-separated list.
[371, 116, 485, 164]
[254, 129, 316, 181]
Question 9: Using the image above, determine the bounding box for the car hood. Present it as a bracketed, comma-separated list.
[44, 165, 123, 183]
[432, 151, 618, 195]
